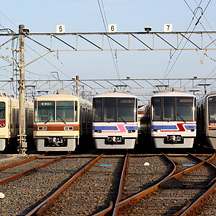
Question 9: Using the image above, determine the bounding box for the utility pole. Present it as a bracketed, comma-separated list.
[76, 75, 79, 96]
[18, 24, 27, 154]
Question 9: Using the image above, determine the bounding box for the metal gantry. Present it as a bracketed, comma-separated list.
[1, 27, 216, 153]
[0, 77, 215, 103]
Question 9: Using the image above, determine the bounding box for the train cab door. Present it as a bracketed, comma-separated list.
[163, 97, 176, 145]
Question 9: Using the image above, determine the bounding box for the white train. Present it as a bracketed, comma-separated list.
[33, 91, 92, 152]
[197, 91, 216, 150]
[151, 91, 196, 148]
[0, 92, 33, 151]
[92, 91, 138, 149]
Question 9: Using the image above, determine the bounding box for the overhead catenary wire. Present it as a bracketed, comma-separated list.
[0, 10, 72, 81]
[24, 43, 71, 79]
[185, 0, 216, 87]
[0, 11, 17, 28]
[97, 0, 121, 81]
[163, 0, 211, 79]
[163, 0, 202, 79]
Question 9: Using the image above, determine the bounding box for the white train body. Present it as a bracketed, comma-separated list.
[197, 92, 216, 150]
[92, 92, 138, 149]
[151, 91, 196, 148]
[0, 93, 33, 151]
[33, 92, 92, 152]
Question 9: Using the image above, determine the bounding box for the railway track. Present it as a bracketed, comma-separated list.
[113, 153, 216, 215]
[0, 153, 215, 215]
[0, 154, 95, 215]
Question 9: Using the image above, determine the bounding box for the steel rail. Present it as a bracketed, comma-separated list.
[93, 153, 129, 216]
[178, 153, 216, 216]
[0, 155, 63, 184]
[112, 154, 176, 215]
[173, 201, 192, 216]
[114, 153, 129, 206]
[166, 153, 215, 182]
[25, 153, 104, 216]
[113, 153, 215, 215]
[0, 154, 45, 171]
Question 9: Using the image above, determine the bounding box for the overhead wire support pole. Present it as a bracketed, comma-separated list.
[18, 24, 27, 154]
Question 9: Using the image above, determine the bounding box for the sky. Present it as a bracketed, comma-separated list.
[0, 0, 216, 96]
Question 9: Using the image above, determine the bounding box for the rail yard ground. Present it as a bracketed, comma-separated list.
[0, 150, 216, 215]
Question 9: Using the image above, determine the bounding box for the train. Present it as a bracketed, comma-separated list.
[0, 92, 33, 152]
[33, 90, 92, 152]
[197, 91, 216, 150]
[150, 90, 196, 148]
[92, 91, 138, 149]
[1, 86, 215, 153]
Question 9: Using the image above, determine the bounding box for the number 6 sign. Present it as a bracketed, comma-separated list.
[108, 24, 117, 33]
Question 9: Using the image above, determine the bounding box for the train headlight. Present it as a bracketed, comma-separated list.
[187, 129, 194, 132]
[153, 129, 161, 132]
[128, 130, 135, 133]
[38, 126, 47, 131]
[94, 130, 102, 133]
[64, 126, 73, 131]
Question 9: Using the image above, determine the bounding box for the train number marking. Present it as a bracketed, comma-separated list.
[164, 24, 172, 32]
[56, 25, 65, 33]
[108, 24, 117, 33]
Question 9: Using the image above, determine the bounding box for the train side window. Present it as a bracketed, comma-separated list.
[152, 97, 161, 121]
[208, 96, 216, 123]
[0, 102, 5, 120]
[93, 98, 102, 122]
[34, 101, 38, 122]
[75, 101, 78, 122]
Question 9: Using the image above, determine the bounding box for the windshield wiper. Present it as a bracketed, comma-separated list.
[44, 117, 51, 124]
[57, 114, 66, 124]
[118, 115, 127, 124]
[177, 113, 186, 123]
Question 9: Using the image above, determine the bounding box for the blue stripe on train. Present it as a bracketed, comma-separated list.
[151, 125, 177, 130]
[125, 126, 138, 130]
[185, 125, 196, 129]
[93, 126, 138, 131]
[93, 126, 118, 130]
[152, 125, 196, 130]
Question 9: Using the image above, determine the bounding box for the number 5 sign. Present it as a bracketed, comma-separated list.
[164, 24, 172, 32]
[56, 25, 65, 33]
[108, 24, 117, 33]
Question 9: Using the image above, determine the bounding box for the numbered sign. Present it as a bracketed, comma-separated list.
[108, 24, 117, 33]
[164, 24, 172, 32]
[56, 25, 65, 33]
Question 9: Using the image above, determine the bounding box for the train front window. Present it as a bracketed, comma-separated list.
[164, 97, 175, 121]
[117, 98, 136, 122]
[56, 101, 75, 122]
[177, 97, 194, 121]
[0, 102, 5, 120]
[93, 97, 136, 122]
[104, 98, 115, 122]
[208, 96, 216, 123]
[37, 101, 55, 122]
[152, 96, 195, 121]
[93, 98, 102, 122]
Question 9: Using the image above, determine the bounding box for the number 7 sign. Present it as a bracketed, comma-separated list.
[164, 24, 172, 32]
